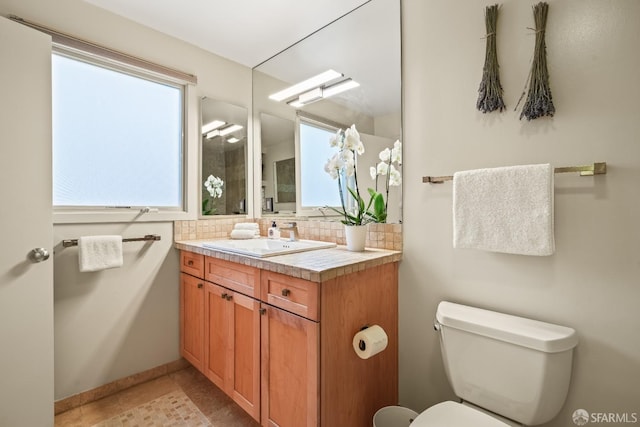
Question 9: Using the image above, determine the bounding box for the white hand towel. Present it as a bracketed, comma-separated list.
[234, 223, 259, 230]
[453, 164, 555, 256]
[230, 229, 259, 239]
[78, 235, 124, 272]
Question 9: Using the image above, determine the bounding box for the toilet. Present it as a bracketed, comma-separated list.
[412, 301, 578, 426]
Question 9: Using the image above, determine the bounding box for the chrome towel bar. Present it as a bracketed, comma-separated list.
[62, 234, 161, 248]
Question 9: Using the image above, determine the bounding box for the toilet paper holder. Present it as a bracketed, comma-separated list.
[358, 325, 370, 351]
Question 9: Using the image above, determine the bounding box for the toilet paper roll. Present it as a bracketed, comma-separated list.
[352, 325, 388, 359]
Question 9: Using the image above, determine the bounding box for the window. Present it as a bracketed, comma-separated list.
[298, 118, 355, 214]
[52, 49, 186, 216]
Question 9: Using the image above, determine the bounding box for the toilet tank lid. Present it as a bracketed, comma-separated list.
[436, 301, 578, 353]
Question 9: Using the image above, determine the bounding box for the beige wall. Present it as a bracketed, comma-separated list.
[400, 0, 640, 425]
[0, 0, 251, 400]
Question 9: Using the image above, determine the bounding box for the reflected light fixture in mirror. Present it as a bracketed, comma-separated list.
[202, 119, 225, 134]
[253, 0, 401, 222]
[271, 69, 360, 108]
[269, 69, 342, 101]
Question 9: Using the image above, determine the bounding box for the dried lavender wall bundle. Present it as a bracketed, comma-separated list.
[476, 4, 505, 113]
[518, 2, 555, 120]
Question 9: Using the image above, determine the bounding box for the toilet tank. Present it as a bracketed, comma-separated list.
[435, 301, 578, 426]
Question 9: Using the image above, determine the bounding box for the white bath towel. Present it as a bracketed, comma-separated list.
[453, 164, 555, 256]
[78, 235, 124, 272]
[230, 229, 259, 239]
[233, 223, 259, 230]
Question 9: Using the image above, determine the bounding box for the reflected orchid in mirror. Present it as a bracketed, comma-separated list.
[369, 140, 402, 223]
[203, 174, 224, 215]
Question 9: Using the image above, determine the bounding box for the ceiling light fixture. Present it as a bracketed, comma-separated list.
[201, 119, 225, 134]
[269, 69, 342, 102]
[227, 137, 240, 144]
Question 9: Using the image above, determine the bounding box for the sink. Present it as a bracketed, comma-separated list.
[201, 238, 337, 258]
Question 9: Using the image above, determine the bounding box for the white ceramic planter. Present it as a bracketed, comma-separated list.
[345, 224, 367, 251]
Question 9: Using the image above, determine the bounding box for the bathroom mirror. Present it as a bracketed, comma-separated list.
[200, 97, 248, 216]
[253, 0, 402, 222]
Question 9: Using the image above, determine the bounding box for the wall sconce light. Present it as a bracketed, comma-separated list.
[284, 78, 360, 108]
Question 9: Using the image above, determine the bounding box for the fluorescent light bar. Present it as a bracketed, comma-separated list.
[323, 79, 360, 98]
[206, 130, 219, 139]
[227, 137, 240, 143]
[219, 124, 243, 136]
[299, 87, 323, 104]
[202, 120, 225, 134]
[287, 99, 305, 108]
[269, 69, 342, 102]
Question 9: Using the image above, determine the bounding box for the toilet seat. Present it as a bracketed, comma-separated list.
[411, 401, 512, 427]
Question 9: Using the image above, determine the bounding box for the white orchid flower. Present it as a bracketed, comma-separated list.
[324, 153, 343, 180]
[389, 164, 402, 186]
[343, 125, 361, 151]
[344, 158, 356, 177]
[391, 140, 402, 164]
[370, 166, 377, 180]
[377, 161, 389, 175]
[378, 147, 391, 162]
[329, 129, 342, 148]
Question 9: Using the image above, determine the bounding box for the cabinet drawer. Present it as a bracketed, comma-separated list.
[205, 257, 260, 299]
[261, 271, 319, 321]
[180, 251, 204, 277]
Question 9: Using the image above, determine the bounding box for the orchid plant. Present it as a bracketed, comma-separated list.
[323, 125, 384, 226]
[369, 140, 402, 223]
[203, 174, 224, 215]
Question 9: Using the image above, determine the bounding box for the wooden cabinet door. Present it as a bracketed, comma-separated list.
[261, 305, 319, 427]
[229, 291, 261, 421]
[180, 273, 205, 371]
[204, 282, 231, 390]
[204, 282, 261, 422]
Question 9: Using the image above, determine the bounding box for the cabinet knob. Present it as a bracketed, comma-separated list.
[225, 294, 233, 301]
[260, 308, 267, 315]
[197, 283, 203, 289]
[187, 260, 194, 266]
[281, 288, 291, 297]
[221, 292, 228, 299]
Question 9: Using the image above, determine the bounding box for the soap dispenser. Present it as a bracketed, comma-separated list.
[268, 221, 280, 239]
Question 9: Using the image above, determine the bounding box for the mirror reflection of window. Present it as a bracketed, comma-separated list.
[299, 120, 343, 211]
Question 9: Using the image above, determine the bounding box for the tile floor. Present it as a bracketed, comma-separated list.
[54, 366, 260, 427]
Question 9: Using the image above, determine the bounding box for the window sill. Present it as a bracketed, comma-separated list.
[53, 209, 196, 224]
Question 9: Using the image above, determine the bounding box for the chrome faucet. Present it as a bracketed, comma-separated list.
[279, 222, 299, 241]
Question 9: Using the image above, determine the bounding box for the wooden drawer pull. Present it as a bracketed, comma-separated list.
[281, 289, 291, 297]
[187, 260, 194, 266]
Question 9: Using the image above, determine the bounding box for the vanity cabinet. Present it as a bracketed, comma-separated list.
[179, 249, 398, 427]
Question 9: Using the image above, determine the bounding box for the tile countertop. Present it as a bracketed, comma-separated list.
[175, 240, 402, 283]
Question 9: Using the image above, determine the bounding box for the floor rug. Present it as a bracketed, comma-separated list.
[92, 390, 212, 427]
